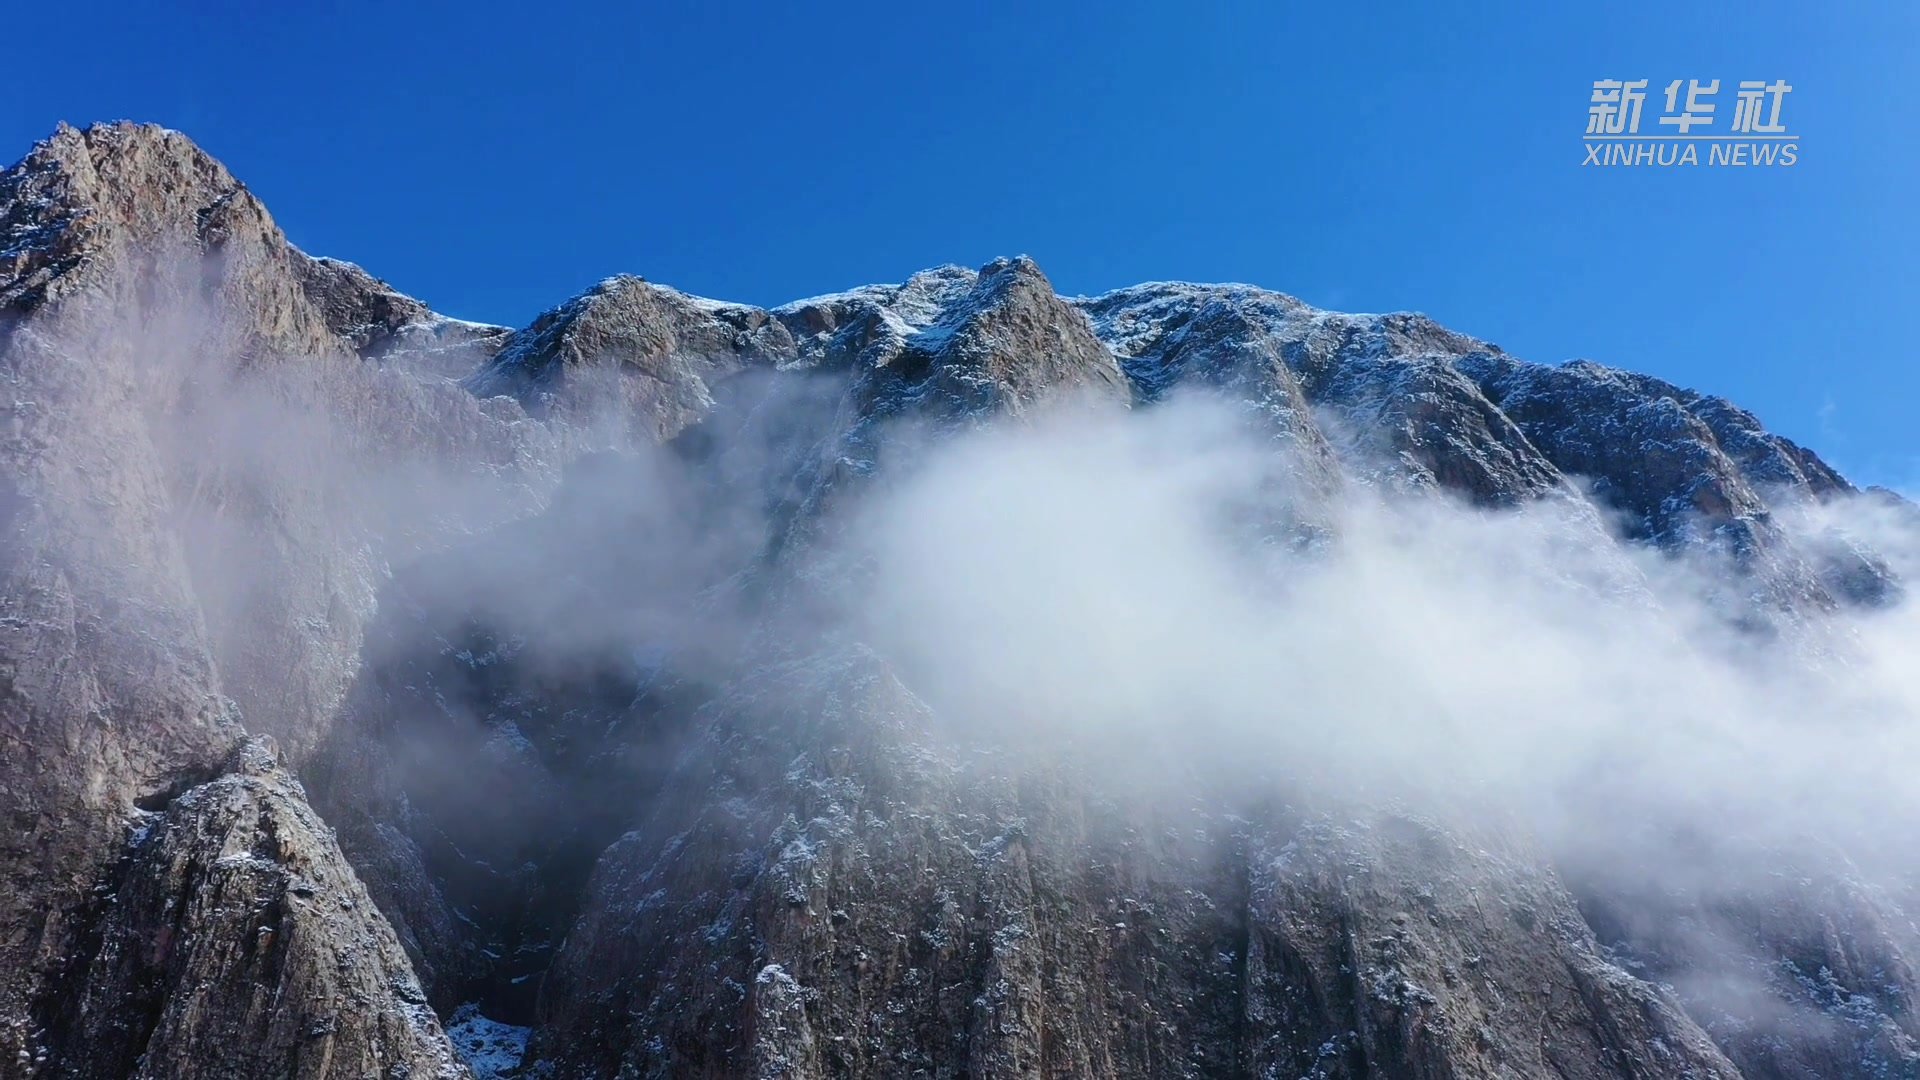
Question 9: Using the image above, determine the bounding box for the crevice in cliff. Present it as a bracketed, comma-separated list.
[309, 613, 707, 1028]
[30, 813, 166, 1079]
[129, 745, 244, 814]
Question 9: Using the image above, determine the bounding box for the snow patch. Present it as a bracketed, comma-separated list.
[446, 1003, 530, 1080]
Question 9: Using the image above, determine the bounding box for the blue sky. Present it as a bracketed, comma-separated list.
[4, 2, 1914, 485]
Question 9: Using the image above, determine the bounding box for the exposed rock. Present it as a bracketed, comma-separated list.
[293, 253, 510, 378]
[42, 740, 466, 1079]
[1240, 815, 1741, 1079]
[467, 274, 797, 439]
[1077, 282, 1339, 490]
[1575, 849, 1920, 1080]
[1459, 355, 1891, 614]
[528, 651, 1745, 1078]
[294, 254, 435, 353]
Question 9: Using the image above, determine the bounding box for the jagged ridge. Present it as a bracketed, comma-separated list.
[0, 122, 1910, 1080]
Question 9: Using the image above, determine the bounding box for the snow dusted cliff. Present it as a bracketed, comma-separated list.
[1, 122, 1914, 1080]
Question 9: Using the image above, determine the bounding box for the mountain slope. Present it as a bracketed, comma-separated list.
[0, 122, 559, 1079]
[0, 122, 1911, 1080]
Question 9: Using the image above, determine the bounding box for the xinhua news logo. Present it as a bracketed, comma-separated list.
[1585, 80, 1798, 167]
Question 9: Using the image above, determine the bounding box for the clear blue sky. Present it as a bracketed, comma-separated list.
[4, 2, 1914, 486]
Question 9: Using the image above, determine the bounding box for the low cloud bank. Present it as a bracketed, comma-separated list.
[855, 396, 1920, 893]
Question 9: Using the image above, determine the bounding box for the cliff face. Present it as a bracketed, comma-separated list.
[0, 123, 554, 1078]
[0, 123, 1912, 1080]
[46, 740, 463, 1080]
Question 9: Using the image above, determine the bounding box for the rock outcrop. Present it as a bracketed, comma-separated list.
[43, 740, 464, 1079]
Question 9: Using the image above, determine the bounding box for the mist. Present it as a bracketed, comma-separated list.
[30, 256, 1920, 1067]
[852, 394, 1920, 885]
[120, 280, 1920, 921]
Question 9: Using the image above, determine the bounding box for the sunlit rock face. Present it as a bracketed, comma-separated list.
[0, 122, 1912, 1080]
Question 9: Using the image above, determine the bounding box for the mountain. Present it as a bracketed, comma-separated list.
[0, 122, 1911, 1079]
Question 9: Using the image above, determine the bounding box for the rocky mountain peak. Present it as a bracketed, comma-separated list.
[1, 121, 252, 316]
[467, 272, 795, 439]
[1, 122, 505, 377]
[908, 253, 1127, 412]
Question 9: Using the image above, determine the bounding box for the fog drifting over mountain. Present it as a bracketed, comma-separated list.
[7, 122, 1918, 1079]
